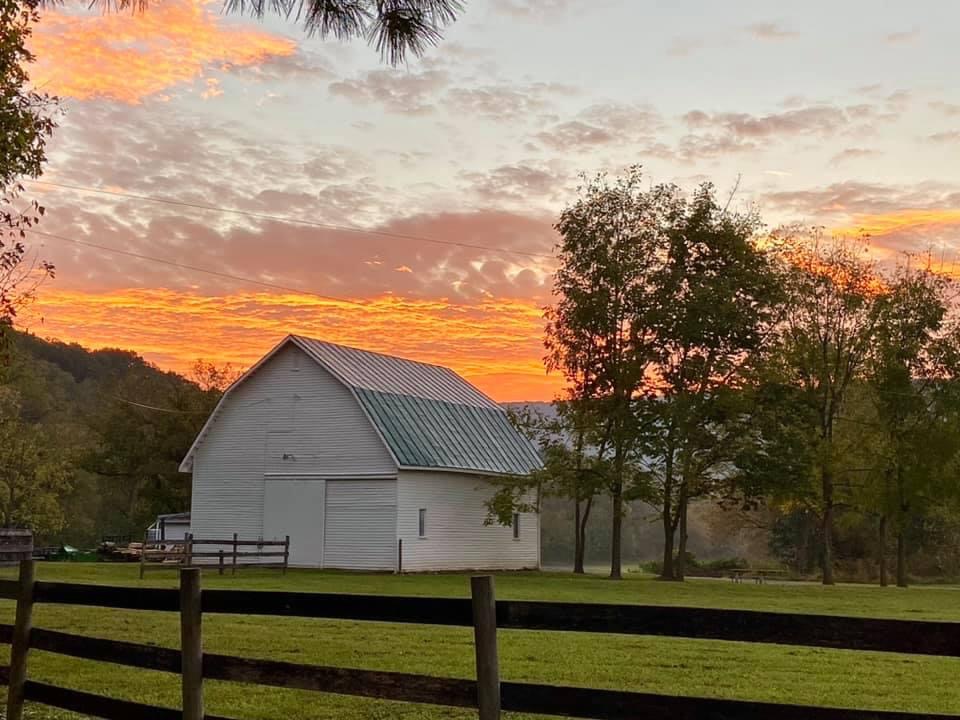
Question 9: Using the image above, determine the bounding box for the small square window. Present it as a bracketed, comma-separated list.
[418, 508, 427, 538]
[512, 513, 520, 539]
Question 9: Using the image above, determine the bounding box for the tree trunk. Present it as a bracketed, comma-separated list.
[878, 514, 888, 588]
[896, 530, 908, 588]
[661, 512, 675, 580]
[575, 496, 593, 575]
[660, 442, 675, 581]
[573, 499, 584, 574]
[821, 467, 835, 586]
[127, 476, 145, 529]
[896, 468, 908, 588]
[574, 496, 593, 575]
[610, 481, 623, 580]
[675, 484, 689, 581]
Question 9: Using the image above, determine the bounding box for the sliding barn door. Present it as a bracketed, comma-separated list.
[323, 480, 397, 570]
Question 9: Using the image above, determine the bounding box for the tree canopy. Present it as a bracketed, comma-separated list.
[525, 168, 960, 585]
[537, 169, 782, 579]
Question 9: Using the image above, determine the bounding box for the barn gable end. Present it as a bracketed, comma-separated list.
[188, 343, 396, 541]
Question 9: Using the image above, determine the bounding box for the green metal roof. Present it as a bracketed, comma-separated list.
[291, 336, 543, 477]
[354, 389, 543, 476]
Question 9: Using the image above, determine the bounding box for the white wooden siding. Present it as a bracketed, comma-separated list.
[165, 524, 189, 542]
[189, 344, 397, 541]
[397, 470, 539, 571]
[264, 479, 325, 567]
[150, 521, 188, 543]
[323, 480, 398, 570]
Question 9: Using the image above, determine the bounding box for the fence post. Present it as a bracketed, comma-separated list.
[232, 533, 238, 575]
[6, 557, 35, 720]
[184, 532, 193, 569]
[283, 535, 290, 575]
[397, 538, 403, 574]
[470, 575, 500, 720]
[218, 549, 224, 576]
[179, 568, 204, 720]
[139, 529, 148, 580]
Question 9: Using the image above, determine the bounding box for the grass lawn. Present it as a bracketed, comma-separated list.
[1, 563, 959, 719]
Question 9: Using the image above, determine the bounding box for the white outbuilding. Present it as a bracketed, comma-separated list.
[179, 335, 543, 571]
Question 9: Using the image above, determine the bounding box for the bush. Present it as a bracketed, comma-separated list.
[700, 557, 748, 572]
[638, 554, 748, 577]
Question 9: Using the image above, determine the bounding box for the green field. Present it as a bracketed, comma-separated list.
[2, 564, 960, 719]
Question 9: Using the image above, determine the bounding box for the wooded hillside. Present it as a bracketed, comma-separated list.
[0, 330, 224, 545]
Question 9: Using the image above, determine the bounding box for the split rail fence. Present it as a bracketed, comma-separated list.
[1, 559, 960, 720]
[139, 533, 290, 578]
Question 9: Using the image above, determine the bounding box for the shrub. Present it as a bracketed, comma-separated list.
[638, 554, 748, 577]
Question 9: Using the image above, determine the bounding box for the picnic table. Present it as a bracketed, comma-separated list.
[729, 568, 788, 584]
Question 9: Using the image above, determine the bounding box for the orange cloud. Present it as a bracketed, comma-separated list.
[836, 209, 960, 238]
[29, 0, 296, 103]
[20, 288, 563, 401]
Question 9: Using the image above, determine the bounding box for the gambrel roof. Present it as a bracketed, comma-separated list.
[180, 335, 543, 477]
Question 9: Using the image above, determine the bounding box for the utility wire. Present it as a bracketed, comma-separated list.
[113, 396, 206, 414]
[26, 229, 368, 307]
[28, 179, 556, 262]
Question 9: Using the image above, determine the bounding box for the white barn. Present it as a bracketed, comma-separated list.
[179, 335, 543, 571]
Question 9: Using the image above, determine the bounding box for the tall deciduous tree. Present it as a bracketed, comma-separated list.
[766, 233, 883, 585]
[546, 167, 662, 579]
[642, 184, 782, 580]
[487, 400, 608, 574]
[557, 399, 610, 574]
[863, 265, 960, 587]
[0, 0, 57, 326]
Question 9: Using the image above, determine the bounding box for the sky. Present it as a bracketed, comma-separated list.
[16, 0, 960, 401]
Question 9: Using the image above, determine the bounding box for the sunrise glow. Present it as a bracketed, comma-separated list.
[13, 1, 959, 403]
[21, 288, 562, 401]
[30, 0, 296, 104]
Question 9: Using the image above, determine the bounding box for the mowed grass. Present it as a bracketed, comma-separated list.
[1, 564, 959, 719]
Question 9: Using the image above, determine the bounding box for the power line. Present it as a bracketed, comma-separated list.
[28, 179, 557, 262]
[113, 396, 206, 414]
[26, 229, 368, 307]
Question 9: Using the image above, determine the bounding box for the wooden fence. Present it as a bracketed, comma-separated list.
[139, 533, 290, 578]
[2, 560, 960, 720]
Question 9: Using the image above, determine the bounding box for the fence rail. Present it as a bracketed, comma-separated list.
[1, 560, 959, 720]
[139, 533, 290, 578]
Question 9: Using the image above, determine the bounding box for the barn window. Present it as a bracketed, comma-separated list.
[418, 508, 427, 538]
[512, 513, 520, 539]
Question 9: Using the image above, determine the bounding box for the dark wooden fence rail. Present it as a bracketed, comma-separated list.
[1, 560, 960, 720]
